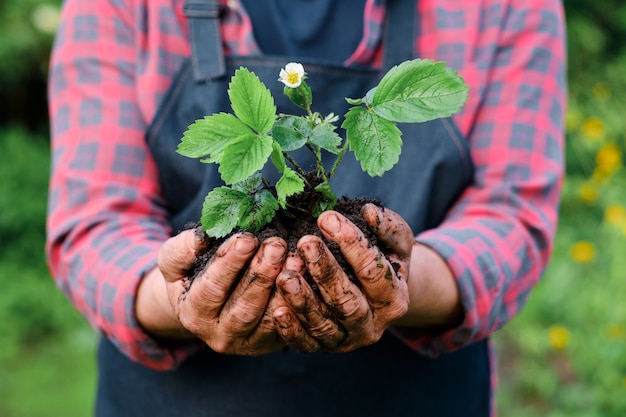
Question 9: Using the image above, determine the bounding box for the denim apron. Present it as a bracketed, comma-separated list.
[95, 0, 491, 415]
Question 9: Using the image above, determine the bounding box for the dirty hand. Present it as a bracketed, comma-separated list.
[144, 229, 290, 355]
[272, 203, 412, 353]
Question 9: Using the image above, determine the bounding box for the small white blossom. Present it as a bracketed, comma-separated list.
[278, 63, 305, 88]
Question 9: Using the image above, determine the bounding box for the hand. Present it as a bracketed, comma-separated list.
[272, 203, 412, 353]
[138, 229, 290, 355]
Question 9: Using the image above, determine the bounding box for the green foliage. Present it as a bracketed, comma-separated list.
[342, 106, 402, 177]
[0, 127, 97, 417]
[0, 0, 60, 84]
[228, 68, 276, 134]
[493, 2, 626, 416]
[179, 60, 468, 238]
[366, 59, 469, 123]
[0, 0, 62, 129]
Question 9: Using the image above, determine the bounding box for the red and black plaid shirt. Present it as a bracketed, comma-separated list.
[47, 0, 567, 380]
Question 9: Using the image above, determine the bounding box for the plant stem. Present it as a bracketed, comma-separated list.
[283, 152, 307, 177]
[285, 202, 309, 214]
[306, 142, 328, 183]
[328, 139, 349, 179]
[261, 176, 273, 190]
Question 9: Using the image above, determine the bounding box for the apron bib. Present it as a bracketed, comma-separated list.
[96, 1, 490, 415]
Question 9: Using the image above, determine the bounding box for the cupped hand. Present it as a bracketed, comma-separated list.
[272, 203, 413, 352]
[158, 229, 289, 355]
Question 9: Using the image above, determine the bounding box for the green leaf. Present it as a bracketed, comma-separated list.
[363, 87, 376, 106]
[312, 181, 337, 217]
[276, 168, 305, 208]
[232, 172, 263, 194]
[345, 97, 362, 106]
[342, 106, 402, 177]
[371, 59, 469, 123]
[201, 187, 249, 238]
[228, 67, 277, 134]
[270, 141, 286, 173]
[284, 82, 312, 110]
[219, 134, 273, 184]
[177, 113, 251, 162]
[310, 122, 342, 154]
[271, 116, 310, 152]
[238, 189, 280, 232]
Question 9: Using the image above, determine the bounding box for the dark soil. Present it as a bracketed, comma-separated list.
[185, 188, 380, 282]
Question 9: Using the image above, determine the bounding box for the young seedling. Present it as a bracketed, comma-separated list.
[177, 60, 468, 238]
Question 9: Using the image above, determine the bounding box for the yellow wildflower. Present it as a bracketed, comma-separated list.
[569, 241, 596, 264]
[591, 167, 612, 184]
[603, 324, 626, 340]
[592, 82, 611, 101]
[578, 180, 599, 204]
[581, 117, 605, 142]
[549, 326, 570, 350]
[565, 109, 582, 133]
[605, 205, 626, 227]
[596, 143, 622, 175]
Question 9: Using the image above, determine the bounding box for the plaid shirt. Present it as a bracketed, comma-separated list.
[47, 0, 567, 375]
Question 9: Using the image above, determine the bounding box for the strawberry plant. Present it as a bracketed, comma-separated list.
[177, 59, 468, 238]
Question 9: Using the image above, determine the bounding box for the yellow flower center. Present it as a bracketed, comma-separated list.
[286, 71, 300, 86]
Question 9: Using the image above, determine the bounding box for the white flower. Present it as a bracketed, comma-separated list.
[278, 63, 305, 88]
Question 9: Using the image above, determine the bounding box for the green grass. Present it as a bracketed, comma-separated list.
[0, 328, 97, 417]
[0, 127, 97, 417]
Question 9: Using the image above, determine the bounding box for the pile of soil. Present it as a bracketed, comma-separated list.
[185, 187, 380, 282]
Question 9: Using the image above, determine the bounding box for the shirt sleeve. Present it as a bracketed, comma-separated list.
[394, 0, 567, 355]
[46, 0, 198, 370]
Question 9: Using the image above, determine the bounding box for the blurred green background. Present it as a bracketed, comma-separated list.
[1, 1, 625, 416]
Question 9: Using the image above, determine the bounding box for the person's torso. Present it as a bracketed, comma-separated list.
[96, 1, 490, 416]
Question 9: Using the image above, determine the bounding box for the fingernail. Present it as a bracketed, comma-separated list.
[192, 227, 210, 253]
[263, 241, 287, 265]
[362, 203, 381, 228]
[274, 310, 292, 328]
[321, 213, 341, 236]
[234, 233, 257, 255]
[279, 273, 301, 295]
[299, 241, 323, 263]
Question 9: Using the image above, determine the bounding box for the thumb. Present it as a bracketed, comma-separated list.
[158, 227, 209, 282]
[361, 203, 414, 260]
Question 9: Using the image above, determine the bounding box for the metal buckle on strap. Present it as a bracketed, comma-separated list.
[183, 1, 222, 19]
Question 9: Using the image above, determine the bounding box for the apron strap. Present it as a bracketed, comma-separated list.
[184, 0, 415, 79]
[383, 0, 417, 70]
[183, 0, 226, 81]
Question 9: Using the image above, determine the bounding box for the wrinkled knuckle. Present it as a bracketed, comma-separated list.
[308, 319, 338, 338]
[158, 241, 186, 270]
[384, 300, 409, 322]
[230, 307, 261, 328]
[210, 339, 233, 354]
[355, 256, 389, 283]
[178, 311, 203, 336]
[196, 282, 228, 305]
[243, 271, 277, 291]
[333, 293, 367, 321]
[394, 300, 410, 318]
